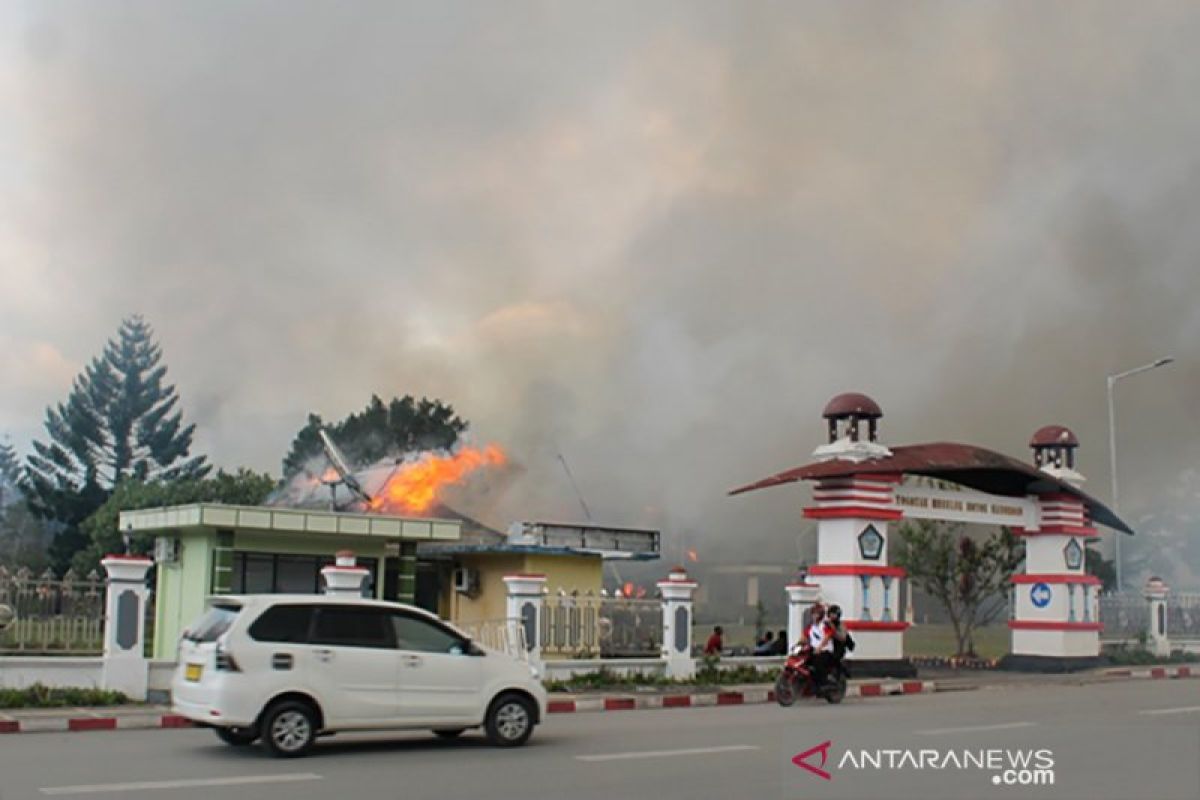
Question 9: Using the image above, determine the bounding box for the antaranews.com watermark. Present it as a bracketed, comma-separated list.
[794, 740, 1055, 787]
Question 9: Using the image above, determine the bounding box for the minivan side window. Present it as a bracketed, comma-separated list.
[184, 603, 241, 643]
[311, 607, 396, 649]
[392, 612, 466, 654]
[248, 605, 315, 643]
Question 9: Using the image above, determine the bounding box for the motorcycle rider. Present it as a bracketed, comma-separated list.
[803, 603, 836, 689]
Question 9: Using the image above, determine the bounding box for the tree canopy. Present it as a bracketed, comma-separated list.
[893, 520, 1024, 657]
[282, 394, 467, 477]
[73, 468, 276, 574]
[24, 315, 209, 572]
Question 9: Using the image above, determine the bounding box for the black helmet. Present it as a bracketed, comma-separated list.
[828, 604, 842, 617]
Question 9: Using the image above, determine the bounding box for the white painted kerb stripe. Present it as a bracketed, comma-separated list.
[576, 745, 758, 762]
[915, 722, 1036, 736]
[1139, 706, 1200, 716]
[40, 773, 322, 795]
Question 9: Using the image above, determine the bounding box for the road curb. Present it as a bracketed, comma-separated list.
[1101, 665, 1194, 680]
[546, 680, 936, 714]
[0, 713, 192, 735]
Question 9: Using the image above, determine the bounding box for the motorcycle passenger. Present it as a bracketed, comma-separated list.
[826, 604, 854, 680]
[804, 603, 836, 689]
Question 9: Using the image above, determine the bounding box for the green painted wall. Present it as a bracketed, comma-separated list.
[153, 531, 214, 659]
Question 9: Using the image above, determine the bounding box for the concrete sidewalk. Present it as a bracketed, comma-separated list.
[0, 663, 1191, 734]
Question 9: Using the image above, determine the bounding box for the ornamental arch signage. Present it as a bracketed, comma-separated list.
[731, 393, 1133, 670]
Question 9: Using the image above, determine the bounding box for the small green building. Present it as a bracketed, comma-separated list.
[120, 503, 461, 659]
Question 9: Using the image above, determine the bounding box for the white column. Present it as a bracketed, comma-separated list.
[785, 582, 821, 652]
[321, 550, 369, 596]
[503, 574, 547, 666]
[1143, 577, 1170, 658]
[657, 567, 698, 679]
[100, 555, 153, 700]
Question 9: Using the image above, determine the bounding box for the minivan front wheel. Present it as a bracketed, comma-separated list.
[261, 700, 317, 758]
[484, 693, 534, 747]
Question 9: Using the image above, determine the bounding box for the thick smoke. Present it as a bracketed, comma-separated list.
[1, 3, 1198, 582]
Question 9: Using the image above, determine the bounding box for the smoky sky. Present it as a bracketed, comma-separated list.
[2, 2, 1199, 564]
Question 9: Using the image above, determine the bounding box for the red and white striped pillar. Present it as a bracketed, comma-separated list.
[803, 473, 910, 661]
[1009, 492, 1102, 658]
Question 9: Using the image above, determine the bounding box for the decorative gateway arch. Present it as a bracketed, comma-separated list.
[730, 392, 1134, 675]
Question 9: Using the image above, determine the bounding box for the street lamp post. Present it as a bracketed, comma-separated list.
[1107, 356, 1174, 591]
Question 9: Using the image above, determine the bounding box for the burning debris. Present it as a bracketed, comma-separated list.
[368, 445, 507, 515]
[271, 428, 508, 517]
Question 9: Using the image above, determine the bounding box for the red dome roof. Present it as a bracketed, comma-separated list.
[822, 392, 883, 419]
[1030, 425, 1079, 448]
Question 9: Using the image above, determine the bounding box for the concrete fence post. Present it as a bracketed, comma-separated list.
[785, 582, 821, 653]
[504, 574, 547, 666]
[321, 550, 369, 596]
[657, 566, 698, 680]
[100, 555, 153, 700]
[1143, 576, 1170, 658]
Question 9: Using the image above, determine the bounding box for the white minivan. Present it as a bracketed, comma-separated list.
[172, 595, 546, 757]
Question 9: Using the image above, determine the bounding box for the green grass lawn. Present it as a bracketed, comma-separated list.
[905, 623, 1008, 660]
[704, 622, 1008, 660]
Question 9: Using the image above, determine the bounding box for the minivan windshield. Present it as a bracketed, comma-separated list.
[183, 603, 241, 642]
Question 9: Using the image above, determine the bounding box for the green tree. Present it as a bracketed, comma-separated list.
[72, 468, 276, 574]
[0, 440, 51, 569]
[282, 395, 467, 476]
[24, 316, 209, 572]
[1084, 547, 1117, 593]
[894, 520, 1025, 657]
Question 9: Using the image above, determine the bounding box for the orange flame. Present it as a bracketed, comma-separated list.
[622, 581, 634, 598]
[369, 445, 507, 515]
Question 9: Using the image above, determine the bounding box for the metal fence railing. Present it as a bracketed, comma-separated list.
[1096, 591, 1200, 641]
[599, 596, 662, 658]
[0, 566, 105, 654]
[455, 618, 528, 661]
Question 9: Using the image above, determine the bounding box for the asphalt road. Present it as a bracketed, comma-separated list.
[1, 680, 1197, 800]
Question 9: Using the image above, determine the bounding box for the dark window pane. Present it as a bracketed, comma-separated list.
[392, 612, 463, 654]
[311, 607, 394, 649]
[244, 554, 274, 594]
[248, 605, 315, 643]
[276, 556, 319, 594]
[231, 553, 246, 593]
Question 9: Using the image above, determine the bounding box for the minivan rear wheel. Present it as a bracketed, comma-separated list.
[484, 693, 534, 747]
[215, 726, 258, 746]
[261, 700, 317, 758]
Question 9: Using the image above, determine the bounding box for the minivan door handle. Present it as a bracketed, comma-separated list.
[271, 653, 294, 670]
[314, 648, 335, 663]
[402, 654, 423, 668]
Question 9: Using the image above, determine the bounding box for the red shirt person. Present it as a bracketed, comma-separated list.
[703, 625, 724, 655]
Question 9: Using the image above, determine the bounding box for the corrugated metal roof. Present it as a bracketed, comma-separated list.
[728, 441, 1133, 535]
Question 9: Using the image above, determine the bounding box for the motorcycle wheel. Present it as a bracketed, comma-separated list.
[774, 673, 798, 707]
[824, 674, 847, 704]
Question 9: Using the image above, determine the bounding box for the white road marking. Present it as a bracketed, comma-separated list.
[40, 773, 322, 795]
[1139, 705, 1200, 716]
[576, 744, 759, 762]
[915, 721, 1037, 736]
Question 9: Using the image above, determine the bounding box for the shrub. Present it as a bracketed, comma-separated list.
[0, 683, 130, 709]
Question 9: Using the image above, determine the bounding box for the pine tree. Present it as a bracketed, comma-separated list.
[24, 316, 209, 571]
[0, 439, 21, 507]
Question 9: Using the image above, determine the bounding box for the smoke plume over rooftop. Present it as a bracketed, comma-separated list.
[1, 3, 1197, 577]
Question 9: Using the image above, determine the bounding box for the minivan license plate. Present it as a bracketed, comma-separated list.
[185, 663, 202, 682]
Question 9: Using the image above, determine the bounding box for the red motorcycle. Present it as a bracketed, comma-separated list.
[774, 646, 847, 705]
